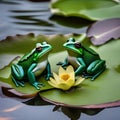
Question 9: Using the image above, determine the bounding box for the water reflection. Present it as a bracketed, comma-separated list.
[50, 15, 93, 28]
[0, 97, 69, 120]
[0, 0, 120, 120]
[0, 0, 88, 40]
[24, 95, 104, 120]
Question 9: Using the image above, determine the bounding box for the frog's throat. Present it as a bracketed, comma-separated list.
[67, 49, 81, 57]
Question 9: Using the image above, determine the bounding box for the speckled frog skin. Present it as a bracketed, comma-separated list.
[11, 42, 52, 90]
[58, 38, 106, 80]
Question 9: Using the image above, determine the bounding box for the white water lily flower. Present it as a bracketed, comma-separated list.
[48, 65, 85, 90]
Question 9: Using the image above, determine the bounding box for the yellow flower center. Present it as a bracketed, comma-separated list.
[61, 74, 70, 81]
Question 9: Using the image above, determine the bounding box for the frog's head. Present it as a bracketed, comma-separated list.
[35, 42, 52, 58]
[63, 38, 83, 56]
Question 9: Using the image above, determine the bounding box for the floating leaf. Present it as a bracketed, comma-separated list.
[0, 33, 120, 109]
[50, 0, 120, 21]
[0, 33, 81, 98]
[87, 18, 120, 45]
[40, 37, 120, 109]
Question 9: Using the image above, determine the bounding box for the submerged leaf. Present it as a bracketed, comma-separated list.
[87, 18, 120, 45]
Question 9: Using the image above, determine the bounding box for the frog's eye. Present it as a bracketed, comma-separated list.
[67, 38, 75, 42]
[66, 39, 69, 42]
[36, 43, 42, 51]
[36, 46, 42, 51]
[74, 42, 81, 48]
[42, 42, 47, 45]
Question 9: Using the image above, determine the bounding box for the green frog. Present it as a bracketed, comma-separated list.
[58, 38, 106, 80]
[11, 42, 52, 90]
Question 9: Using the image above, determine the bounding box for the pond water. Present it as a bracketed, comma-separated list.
[0, 0, 120, 120]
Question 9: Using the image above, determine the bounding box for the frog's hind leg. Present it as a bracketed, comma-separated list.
[87, 60, 106, 80]
[11, 76, 24, 87]
[11, 64, 25, 87]
[91, 67, 106, 80]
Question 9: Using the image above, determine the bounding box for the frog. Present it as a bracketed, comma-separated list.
[57, 38, 106, 80]
[11, 42, 52, 90]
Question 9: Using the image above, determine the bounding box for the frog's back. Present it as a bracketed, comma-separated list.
[18, 49, 36, 69]
[82, 46, 100, 66]
[83, 46, 99, 56]
[19, 49, 35, 63]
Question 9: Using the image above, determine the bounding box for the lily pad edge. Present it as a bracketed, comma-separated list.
[41, 95, 120, 109]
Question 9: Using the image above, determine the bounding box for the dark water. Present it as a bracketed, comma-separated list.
[0, 0, 90, 40]
[0, 0, 120, 120]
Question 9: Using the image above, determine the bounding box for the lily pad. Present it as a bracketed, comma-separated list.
[0, 33, 120, 109]
[0, 33, 81, 98]
[50, 0, 120, 21]
[40, 37, 120, 108]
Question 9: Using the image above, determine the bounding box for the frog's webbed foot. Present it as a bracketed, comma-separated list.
[82, 72, 92, 79]
[82, 66, 106, 80]
[87, 60, 106, 80]
[32, 82, 45, 90]
[91, 67, 106, 80]
[12, 76, 25, 87]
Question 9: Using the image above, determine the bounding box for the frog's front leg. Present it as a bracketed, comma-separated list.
[45, 62, 52, 80]
[87, 60, 106, 80]
[75, 58, 86, 75]
[11, 64, 25, 87]
[27, 63, 43, 90]
[57, 58, 69, 68]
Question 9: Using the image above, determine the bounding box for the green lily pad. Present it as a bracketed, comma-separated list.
[0, 33, 120, 108]
[39, 37, 120, 108]
[50, 0, 120, 21]
[0, 33, 80, 98]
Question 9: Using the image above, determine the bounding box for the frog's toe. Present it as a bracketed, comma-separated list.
[91, 77, 95, 81]
[17, 81, 25, 87]
[12, 76, 24, 87]
[82, 72, 91, 79]
[45, 74, 53, 80]
[33, 82, 40, 90]
[12, 76, 19, 87]
[33, 82, 45, 90]
[56, 62, 63, 66]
